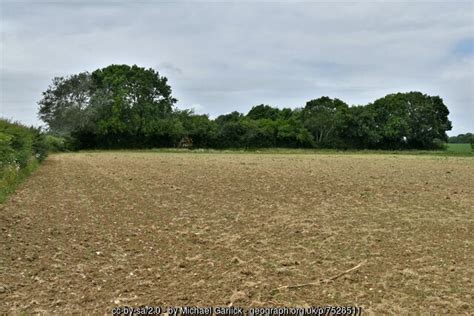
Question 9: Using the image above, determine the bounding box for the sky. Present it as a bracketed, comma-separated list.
[1, 0, 473, 135]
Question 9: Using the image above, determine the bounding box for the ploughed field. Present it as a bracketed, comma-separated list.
[1, 152, 473, 314]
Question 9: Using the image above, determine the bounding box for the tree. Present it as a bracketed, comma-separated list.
[241, 118, 277, 148]
[174, 110, 218, 148]
[246, 104, 281, 120]
[91, 65, 176, 145]
[449, 133, 473, 144]
[38, 66, 455, 150]
[302, 97, 348, 147]
[275, 118, 314, 148]
[38, 64, 177, 148]
[369, 95, 411, 149]
[212, 112, 245, 148]
[370, 92, 452, 149]
[38, 72, 94, 135]
[215, 111, 244, 125]
[341, 105, 381, 149]
[404, 92, 451, 149]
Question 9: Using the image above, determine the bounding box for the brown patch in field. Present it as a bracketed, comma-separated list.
[1, 153, 473, 313]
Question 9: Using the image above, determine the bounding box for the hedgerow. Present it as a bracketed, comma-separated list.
[0, 119, 49, 202]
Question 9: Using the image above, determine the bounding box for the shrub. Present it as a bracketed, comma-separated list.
[44, 134, 71, 152]
[0, 119, 33, 167]
[32, 131, 49, 162]
[432, 138, 447, 150]
[0, 131, 15, 166]
[0, 119, 49, 202]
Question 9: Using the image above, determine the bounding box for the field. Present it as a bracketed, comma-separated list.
[447, 143, 472, 154]
[1, 152, 473, 314]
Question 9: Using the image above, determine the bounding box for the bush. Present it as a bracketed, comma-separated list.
[44, 134, 71, 152]
[32, 130, 49, 162]
[0, 119, 49, 202]
[0, 131, 15, 166]
[0, 120, 33, 167]
[432, 138, 447, 150]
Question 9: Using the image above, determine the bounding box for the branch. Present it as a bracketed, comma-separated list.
[274, 260, 367, 291]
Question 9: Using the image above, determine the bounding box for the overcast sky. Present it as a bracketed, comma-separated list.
[1, 0, 473, 135]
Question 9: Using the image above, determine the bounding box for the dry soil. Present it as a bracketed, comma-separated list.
[1, 152, 473, 314]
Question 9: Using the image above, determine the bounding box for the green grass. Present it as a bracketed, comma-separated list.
[447, 143, 472, 154]
[0, 159, 39, 203]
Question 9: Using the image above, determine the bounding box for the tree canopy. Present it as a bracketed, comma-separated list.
[38, 64, 454, 150]
[449, 133, 473, 144]
[302, 97, 349, 147]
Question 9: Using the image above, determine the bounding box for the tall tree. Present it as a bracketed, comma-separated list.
[38, 72, 94, 135]
[38, 65, 177, 147]
[91, 64, 177, 138]
[302, 97, 348, 147]
[370, 92, 452, 149]
[405, 92, 452, 148]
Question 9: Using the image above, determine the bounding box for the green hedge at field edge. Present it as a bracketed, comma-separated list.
[0, 119, 49, 202]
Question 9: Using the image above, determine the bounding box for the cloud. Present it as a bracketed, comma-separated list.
[158, 62, 183, 76]
[1, 1, 473, 134]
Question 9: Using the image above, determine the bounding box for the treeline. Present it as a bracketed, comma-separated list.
[38, 64, 453, 150]
[448, 133, 473, 144]
[0, 119, 49, 201]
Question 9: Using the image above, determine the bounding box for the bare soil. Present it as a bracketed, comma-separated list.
[1, 152, 473, 314]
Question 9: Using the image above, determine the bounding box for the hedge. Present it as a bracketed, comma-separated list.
[0, 119, 49, 202]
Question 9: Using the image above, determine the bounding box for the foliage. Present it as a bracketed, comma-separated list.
[448, 133, 473, 144]
[1, 119, 34, 167]
[32, 130, 49, 162]
[302, 97, 349, 147]
[38, 72, 94, 135]
[0, 119, 48, 202]
[247, 104, 282, 120]
[446, 143, 472, 154]
[44, 134, 72, 152]
[38, 64, 453, 151]
[39, 64, 177, 148]
[0, 131, 15, 166]
[337, 92, 452, 150]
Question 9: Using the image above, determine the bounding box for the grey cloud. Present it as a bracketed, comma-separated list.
[1, 1, 473, 134]
[158, 62, 184, 76]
